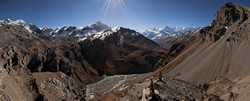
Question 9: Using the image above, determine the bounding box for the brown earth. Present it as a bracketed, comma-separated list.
[204, 75, 250, 101]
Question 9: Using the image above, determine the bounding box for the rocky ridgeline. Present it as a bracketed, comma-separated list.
[199, 3, 249, 42]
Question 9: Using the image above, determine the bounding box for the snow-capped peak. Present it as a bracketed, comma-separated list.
[111, 27, 121, 32]
[43, 25, 51, 30]
[0, 19, 27, 26]
[0, 19, 37, 33]
[78, 27, 140, 42]
[86, 21, 107, 28]
[42, 25, 53, 33]
[84, 21, 109, 31]
[3, 18, 12, 23]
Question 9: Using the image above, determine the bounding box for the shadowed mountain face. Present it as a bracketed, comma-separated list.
[79, 27, 168, 75]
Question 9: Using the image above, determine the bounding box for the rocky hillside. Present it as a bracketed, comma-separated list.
[162, 3, 250, 84]
[154, 29, 200, 69]
[0, 20, 99, 100]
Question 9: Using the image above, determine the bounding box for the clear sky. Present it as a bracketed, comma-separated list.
[0, 0, 249, 32]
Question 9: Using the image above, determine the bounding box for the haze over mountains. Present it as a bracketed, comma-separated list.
[0, 2, 249, 101]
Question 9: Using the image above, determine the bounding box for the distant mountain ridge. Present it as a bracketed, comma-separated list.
[142, 26, 202, 40]
[0, 19, 202, 42]
[0, 19, 52, 36]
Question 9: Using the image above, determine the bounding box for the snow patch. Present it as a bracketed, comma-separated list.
[88, 27, 121, 41]
[24, 26, 32, 33]
[119, 35, 124, 45]
[111, 27, 121, 32]
[227, 42, 230, 49]
[78, 37, 87, 42]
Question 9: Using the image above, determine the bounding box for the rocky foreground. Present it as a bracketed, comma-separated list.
[85, 73, 222, 101]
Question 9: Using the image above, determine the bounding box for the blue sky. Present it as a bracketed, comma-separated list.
[0, 0, 249, 32]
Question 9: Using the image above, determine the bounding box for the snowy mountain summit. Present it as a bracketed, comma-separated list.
[42, 25, 53, 33]
[52, 21, 110, 36]
[143, 26, 202, 40]
[0, 19, 27, 27]
[0, 19, 44, 34]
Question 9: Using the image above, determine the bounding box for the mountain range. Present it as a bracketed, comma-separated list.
[51, 21, 109, 36]
[0, 2, 249, 101]
[142, 26, 202, 40]
[17, 20, 199, 42]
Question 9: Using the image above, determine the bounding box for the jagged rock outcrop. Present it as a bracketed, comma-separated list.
[0, 45, 41, 101]
[199, 3, 249, 42]
[33, 72, 85, 100]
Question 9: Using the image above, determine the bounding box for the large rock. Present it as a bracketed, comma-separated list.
[33, 72, 85, 101]
[0, 45, 41, 101]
